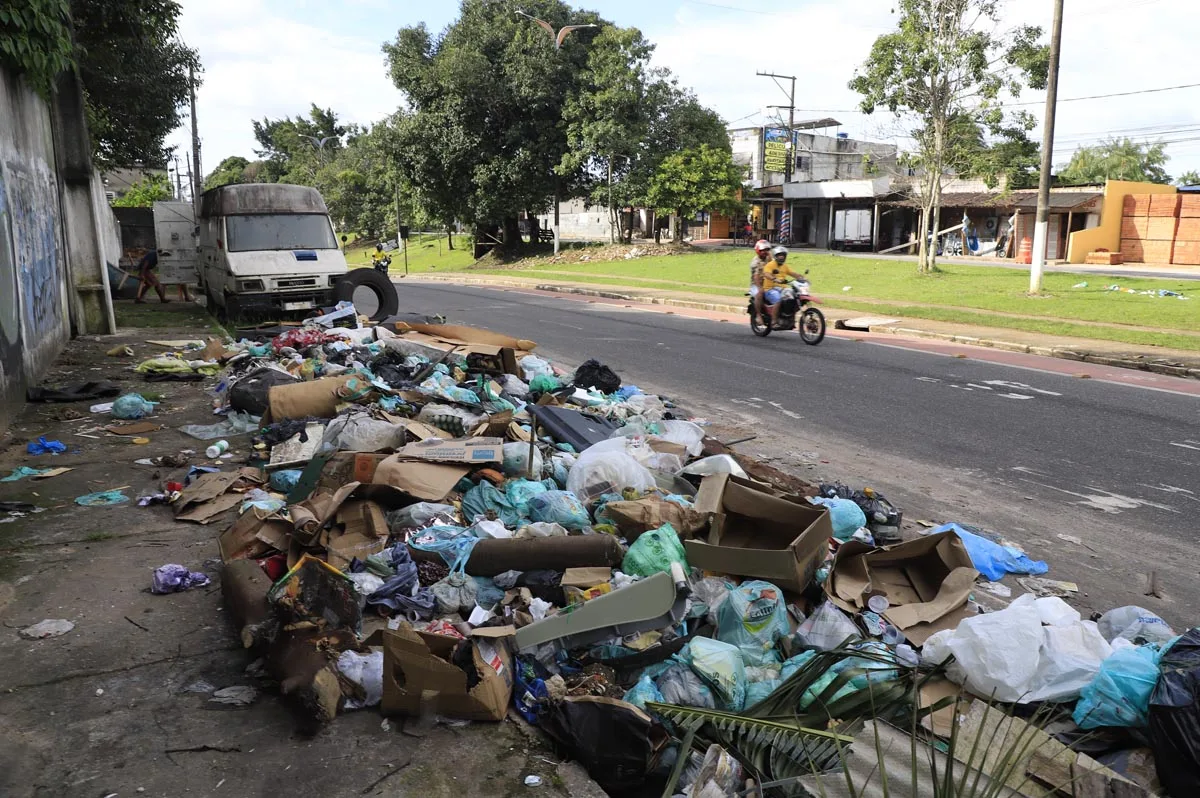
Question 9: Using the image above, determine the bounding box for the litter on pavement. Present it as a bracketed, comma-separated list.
[17, 299, 1188, 798]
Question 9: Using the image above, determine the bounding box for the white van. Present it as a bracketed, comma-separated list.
[197, 184, 348, 318]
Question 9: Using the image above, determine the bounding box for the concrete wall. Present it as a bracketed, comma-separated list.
[1067, 180, 1177, 264]
[0, 70, 72, 430]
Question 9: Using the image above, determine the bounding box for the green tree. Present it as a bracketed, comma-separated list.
[0, 1, 75, 99]
[204, 156, 252, 190]
[111, 173, 173, 207]
[384, 0, 604, 251]
[850, 0, 1048, 273]
[1059, 138, 1171, 185]
[645, 144, 744, 242]
[1178, 170, 1200, 188]
[252, 105, 348, 184]
[71, 0, 200, 168]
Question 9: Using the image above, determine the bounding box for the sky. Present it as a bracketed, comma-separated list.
[165, 0, 1200, 184]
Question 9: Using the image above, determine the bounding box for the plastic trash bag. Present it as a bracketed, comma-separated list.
[680, 454, 747, 479]
[931, 522, 1048, 581]
[622, 673, 665, 710]
[654, 420, 706, 457]
[180, 410, 260, 440]
[75, 490, 130, 507]
[460, 481, 523, 528]
[431, 572, 477, 616]
[469, 519, 512, 539]
[337, 650, 384, 710]
[684, 637, 747, 711]
[502, 442, 543, 478]
[528, 490, 591, 530]
[151, 563, 210, 593]
[111, 393, 158, 419]
[810, 497, 867, 542]
[518, 522, 569, 538]
[320, 412, 406, 452]
[520, 355, 554, 380]
[1032, 618, 1113, 702]
[346, 572, 386, 597]
[716, 580, 791, 667]
[387, 502, 457, 532]
[1098, 605, 1175, 646]
[506, 478, 555, 518]
[745, 676, 782, 708]
[781, 650, 818, 681]
[656, 663, 717, 709]
[1073, 644, 1163, 729]
[690, 576, 735, 624]
[794, 600, 861, 651]
[567, 447, 655, 503]
[500, 373, 530, 397]
[474, 576, 505, 609]
[1149, 629, 1200, 795]
[416, 403, 486, 437]
[621, 523, 688, 577]
[25, 437, 66, 455]
[269, 469, 303, 493]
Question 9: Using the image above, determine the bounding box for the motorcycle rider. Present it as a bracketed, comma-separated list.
[749, 239, 772, 321]
[371, 243, 390, 273]
[762, 245, 800, 327]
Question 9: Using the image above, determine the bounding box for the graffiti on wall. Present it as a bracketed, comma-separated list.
[0, 166, 22, 387]
[4, 160, 64, 341]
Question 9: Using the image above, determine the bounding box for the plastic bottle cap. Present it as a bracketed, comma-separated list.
[867, 595, 890, 613]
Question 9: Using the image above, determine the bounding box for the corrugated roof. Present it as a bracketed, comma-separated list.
[886, 190, 1101, 211]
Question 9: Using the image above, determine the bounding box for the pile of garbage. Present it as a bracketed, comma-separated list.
[130, 304, 1196, 797]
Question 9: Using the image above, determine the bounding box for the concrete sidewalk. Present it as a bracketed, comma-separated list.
[413, 273, 1200, 379]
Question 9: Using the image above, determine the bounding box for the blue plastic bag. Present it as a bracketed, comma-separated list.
[26, 436, 66, 456]
[811, 497, 867, 542]
[716, 580, 791, 667]
[1073, 644, 1163, 729]
[112, 393, 158, 420]
[528, 490, 591, 530]
[745, 677, 782, 708]
[932, 522, 1049, 581]
[506, 478, 556, 517]
[461, 481, 523, 528]
[623, 674, 666, 709]
[269, 469, 303, 493]
[683, 637, 747, 712]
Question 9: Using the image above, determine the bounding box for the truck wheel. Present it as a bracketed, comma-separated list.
[333, 269, 399, 322]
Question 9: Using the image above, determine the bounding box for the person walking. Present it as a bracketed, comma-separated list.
[134, 248, 169, 304]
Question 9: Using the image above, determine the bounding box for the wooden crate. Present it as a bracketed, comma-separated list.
[1147, 216, 1179, 240]
[1120, 216, 1148, 240]
[1177, 218, 1200, 239]
[1172, 240, 1200, 266]
[1123, 194, 1152, 216]
[1085, 251, 1123, 265]
[1181, 195, 1200, 218]
[1141, 239, 1173, 264]
[1149, 193, 1181, 217]
[1120, 238, 1144, 262]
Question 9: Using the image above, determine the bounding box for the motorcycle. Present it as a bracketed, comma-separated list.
[373, 253, 392, 274]
[747, 272, 826, 345]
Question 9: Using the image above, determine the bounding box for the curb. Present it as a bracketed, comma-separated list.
[414, 276, 1200, 381]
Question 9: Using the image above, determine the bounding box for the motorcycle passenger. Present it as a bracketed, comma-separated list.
[371, 243, 389, 272]
[749, 239, 772, 321]
[762, 245, 799, 327]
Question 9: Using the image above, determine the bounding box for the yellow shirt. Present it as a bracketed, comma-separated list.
[762, 261, 796, 291]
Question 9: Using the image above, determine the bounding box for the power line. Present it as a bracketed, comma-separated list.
[1011, 82, 1200, 107]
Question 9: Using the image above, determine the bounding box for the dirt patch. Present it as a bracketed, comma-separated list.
[470, 241, 694, 270]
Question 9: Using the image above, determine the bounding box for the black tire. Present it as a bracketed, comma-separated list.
[799, 307, 826, 345]
[749, 306, 771, 337]
[333, 269, 399, 321]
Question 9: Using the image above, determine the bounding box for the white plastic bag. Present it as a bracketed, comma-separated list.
[470, 519, 512, 539]
[794, 600, 861, 651]
[1036, 596, 1081, 627]
[655, 420, 706, 457]
[321, 412, 406, 452]
[1097, 605, 1175, 645]
[566, 447, 655, 502]
[681, 455, 747, 479]
[502, 441, 543, 478]
[1028, 620, 1112, 703]
[947, 594, 1044, 702]
[517, 521, 568, 538]
[519, 355, 554, 380]
[337, 650, 384, 709]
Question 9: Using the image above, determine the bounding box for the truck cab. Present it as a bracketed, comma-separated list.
[197, 184, 347, 319]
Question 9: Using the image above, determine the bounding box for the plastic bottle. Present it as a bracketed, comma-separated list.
[206, 440, 230, 458]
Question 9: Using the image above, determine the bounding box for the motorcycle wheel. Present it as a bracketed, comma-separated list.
[799, 307, 826, 345]
[749, 307, 771, 337]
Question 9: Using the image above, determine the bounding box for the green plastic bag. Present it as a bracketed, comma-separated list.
[621, 523, 688, 577]
[716, 580, 791, 667]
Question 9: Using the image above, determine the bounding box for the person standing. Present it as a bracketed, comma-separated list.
[134, 248, 169, 304]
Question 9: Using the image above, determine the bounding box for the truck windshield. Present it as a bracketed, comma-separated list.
[225, 214, 337, 252]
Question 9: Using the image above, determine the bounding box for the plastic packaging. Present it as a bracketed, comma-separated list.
[387, 502, 457, 532]
[206, 440, 230, 458]
[520, 355, 555, 381]
[656, 664, 716, 709]
[180, 410, 260, 440]
[469, 519, 512, 539]
[460, 481, 523, 528]
[622, 673, 665, 710]
[1098, 605, 1175, 646]
[931, 522, 1049, 581]
[810, 497, 867, 542]
[680, 454, 747, 479]
[337, 650, 384, 710]
[26, 437, 66, 456]
[684, 637, 747, 711]
[794, 600, 861, 651]
[269, 469, 303, 493]
[690, 576, 735, 625]
[431, 572, 478, 616]
[566, 447, 656, 503]
[1149, 629, 1200, 795]
[716, 580, 791, 667]
[321, 412, 407, 452]
[518, 522, 569, 538]
[528, 490, 591, 530]
[1073, 644, 1162, 729]
[416, 403, 486, 437]
[621, 523, 688, 577]
[506, 478, 555, 517]
[654, 420, 706, 457]
[112, 393, 158, 420]
[502, 442, 544, 478]
[75, 490, 130, 507]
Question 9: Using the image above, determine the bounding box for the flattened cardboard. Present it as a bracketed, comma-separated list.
[825, 531, 979, 646]
[176, 492, 242, 524]
[266, 375, 354, 421]
[352, 453, 388, 484]
[685, 473, 833, 594]
[267, 422, 326, 467]
[561, 567, 614, 588]
[337, 499, 388, 539]
[218, 512, 292, 561]
[327, 531, 387, 571]
[396, 437, 503, 464]
[373, 457, 470, 501]
[473, 410, 513, 438]
[290, 481, 361, 544]
[105, 422, 161, 436]
[393, 322, 536, 353]
[368, 625, 513, 721]
[175, 472, 242, 521]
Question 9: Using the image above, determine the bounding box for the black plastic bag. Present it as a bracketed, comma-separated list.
[1149, 628, 1200, 794]
[539, 696, 668, 793]
[574, 359, 621, 395]
[228, 367, 299, 416]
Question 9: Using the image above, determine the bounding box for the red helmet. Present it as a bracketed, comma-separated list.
[754, 239, 771, 253]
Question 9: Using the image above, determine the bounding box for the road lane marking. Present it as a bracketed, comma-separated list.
[1170, 441, 1200, 451]
[981, 380, 1063, 396]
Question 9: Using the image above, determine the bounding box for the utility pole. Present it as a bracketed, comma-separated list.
[1030, 0, 1064, 293]
[172, 154, 182, 200]
[189, 64, 203, 210]
[757, 71, 796, 183]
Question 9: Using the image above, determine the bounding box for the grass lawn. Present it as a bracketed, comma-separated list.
[481, 249, 1199, 350]
[345, 233, 475, 274]
[114, 300, 225, 333]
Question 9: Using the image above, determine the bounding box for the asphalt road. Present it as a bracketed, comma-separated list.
[395, 282, 1200, 622]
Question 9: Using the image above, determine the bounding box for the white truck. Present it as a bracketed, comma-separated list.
[831, 208, 874, 251]
[197, 184, 349, 319]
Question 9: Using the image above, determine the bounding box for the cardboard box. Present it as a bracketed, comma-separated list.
[1149, 193, 1181, 217]
[396, 437, 503, 464]
[685, 474, 833, 594]
[825, 531, 979, 646]
[385, 323, 536, 377]
[368, 625, 513, 721]
[218, 511, 292, 561]
[337, 499, 388, 539]
[373, 456, 471, 501]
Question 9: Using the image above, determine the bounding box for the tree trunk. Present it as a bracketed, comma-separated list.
[446, 225, 454, 250]
[673, 210, 683, 244]
[624, 206, 635, 244]
[502, 216, 522, 252]
[918, 202, 932, 274]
